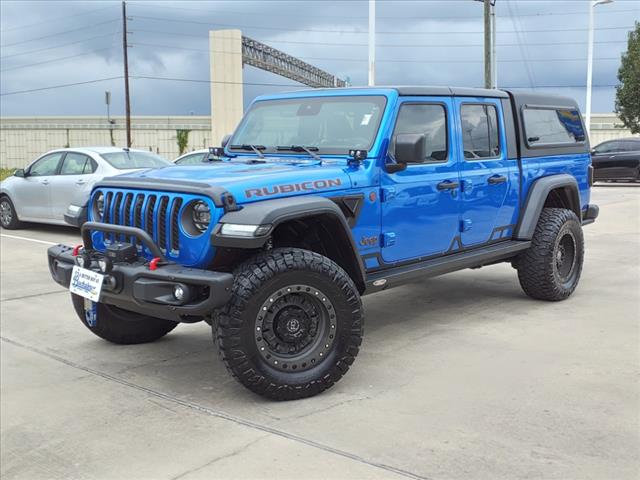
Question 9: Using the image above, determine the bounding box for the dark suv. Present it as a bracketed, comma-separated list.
[592, 137, 640, 182]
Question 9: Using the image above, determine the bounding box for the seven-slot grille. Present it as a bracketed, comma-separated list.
[99, 190, 184, 255]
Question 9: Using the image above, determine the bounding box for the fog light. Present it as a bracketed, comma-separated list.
[76, 254, 90, 268]
[98, 257, 113, 273]
[173, 284, 186, 301]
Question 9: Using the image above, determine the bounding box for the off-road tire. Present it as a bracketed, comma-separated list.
[214, 248, 364, 401]
[71, 294, 178, 344]
[516, 208, 584, 301]
[0, 196, 22, 230]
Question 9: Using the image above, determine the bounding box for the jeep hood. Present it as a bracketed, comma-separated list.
[118, 160, 352, 203]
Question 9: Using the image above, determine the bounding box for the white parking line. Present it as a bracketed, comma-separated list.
[0, 233, 58, 246]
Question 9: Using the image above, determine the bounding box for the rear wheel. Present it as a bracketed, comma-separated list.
[214, 248, 363, 401]
[0, 196, 22, 230]
[71, 294, 178, 344]
[516, 208, 584, 301]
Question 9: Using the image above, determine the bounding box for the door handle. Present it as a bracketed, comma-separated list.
[488, 175, 507, 185]
[437, 180, 460, 191]
[76, 180, 86, 185]
[41, 180, 50, 185]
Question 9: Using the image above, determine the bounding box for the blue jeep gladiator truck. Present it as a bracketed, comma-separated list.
[48, 86, 599, 400]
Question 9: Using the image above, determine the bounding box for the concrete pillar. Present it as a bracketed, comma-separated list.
[209, 29, 244, 146]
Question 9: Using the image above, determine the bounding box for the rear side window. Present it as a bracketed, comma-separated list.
[60, 153, 96, 175]
[460, 104, 500, 159]
[624, 140, 640, 152]
[391, 103, 448, 163]
[523, 107, 585, 146]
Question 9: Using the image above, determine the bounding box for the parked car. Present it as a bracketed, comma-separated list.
[591, 137, 640, 182]
[0, 147, 171, 229]
[174, 149, 220, 165]
[48, 87, 598, 400]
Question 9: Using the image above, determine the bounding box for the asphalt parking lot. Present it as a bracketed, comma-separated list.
[1, 184, 638, 480]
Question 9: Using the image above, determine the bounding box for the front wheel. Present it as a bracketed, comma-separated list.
[71, 294, 178, 344]
[516, 208, 584, 301]
[0, 196, 22, 230]
[214, 248, 364, 401]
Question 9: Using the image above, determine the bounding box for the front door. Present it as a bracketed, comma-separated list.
[12, 152, 64, 220]
[455, 99, 515, 247]
[380, 98, 461, 263]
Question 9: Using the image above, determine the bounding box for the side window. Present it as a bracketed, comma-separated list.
[177, 153, 205, 165]
[390, 104, 448, 163]
[29, 152, 63, 176]
[625, 141, 640, 153]
[60, 153, 93, 175]
[523, 107, 585, 146]
[460, 104, 500, 159]
[594, 142, 613, 154]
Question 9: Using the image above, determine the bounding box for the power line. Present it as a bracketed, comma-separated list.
[131, 28, 628, 48]
[129, 2, 640, 22]
[128, 42, 620, 64]
[0, 47, 115, 73]
[0, 19, 119, 48]
[0, 33, 119, 60]
[0, 77, 123, 96]
[1, 5, 113, 32]
[129, 14, 635, 36]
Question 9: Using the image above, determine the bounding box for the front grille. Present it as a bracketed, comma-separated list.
[98, 190, 188, 256]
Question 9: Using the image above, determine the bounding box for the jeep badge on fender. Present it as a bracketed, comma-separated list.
[47, 86, 598, 401]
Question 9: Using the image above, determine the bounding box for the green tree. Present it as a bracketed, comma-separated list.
[176, 129, 191, 155]
[615, 21, 640, 134]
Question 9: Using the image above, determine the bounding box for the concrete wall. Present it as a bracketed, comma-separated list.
[0, 116, 212, 169]
[1, 113, 637, 169]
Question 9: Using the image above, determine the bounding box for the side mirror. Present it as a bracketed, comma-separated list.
[590, 148, 597, 155]
[221, 134, 232, 148]
[14, 169, 25, 178]
[387, 134, 426, 173]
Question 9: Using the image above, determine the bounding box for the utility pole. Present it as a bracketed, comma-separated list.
[368, 0, 375, 86]
[483, 0, 492, 89]
[586, 0, 614, 135]
[491, 1, 497, 88]
[122, 0, 131, 147]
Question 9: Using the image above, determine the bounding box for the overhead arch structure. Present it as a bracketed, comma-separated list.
[209, 29, 347, 144]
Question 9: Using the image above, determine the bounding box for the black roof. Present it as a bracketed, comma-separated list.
[395, 86, 508, 98]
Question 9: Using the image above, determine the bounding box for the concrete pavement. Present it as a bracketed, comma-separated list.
[1, 185, 639, 480]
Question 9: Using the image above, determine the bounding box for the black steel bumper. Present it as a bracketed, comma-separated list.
[582, 204, 599, 226]
[47, 223, 234, 322]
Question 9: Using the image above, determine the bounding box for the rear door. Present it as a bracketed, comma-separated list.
[592, 141, 623, 179]
[455, 98, 516, 247]
[380, 98, 461, 263]
[49, 152, 98, 219]
[12, 152, 64, 220]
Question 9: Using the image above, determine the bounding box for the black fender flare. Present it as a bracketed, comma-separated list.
[211, 195, 366, 287]
[514, 174, 581, 240]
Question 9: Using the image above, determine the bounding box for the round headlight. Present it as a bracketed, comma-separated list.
[191, 201, 211, 233]
[93, 192, 105, 221]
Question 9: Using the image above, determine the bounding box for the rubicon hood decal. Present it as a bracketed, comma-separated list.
[246, 179, 342, 198]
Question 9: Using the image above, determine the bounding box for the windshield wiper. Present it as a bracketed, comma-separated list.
[229, 144, 265, 159]
[276, 145, 321, 161]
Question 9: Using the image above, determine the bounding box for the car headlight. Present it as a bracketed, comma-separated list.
[67, 204, 83, 215]
[191, 200, 211, 233]
[93, 192, 105, 221]
[219, 223, 272, 237]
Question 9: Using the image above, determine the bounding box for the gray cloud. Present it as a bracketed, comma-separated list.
[1, 0, 638, 116]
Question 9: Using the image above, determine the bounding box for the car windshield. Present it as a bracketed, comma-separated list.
[100, 151, 170, 169]
[230, 95, 387, 155]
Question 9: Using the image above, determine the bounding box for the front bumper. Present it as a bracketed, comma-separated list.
[47, 223, 234, 322]
[63, 205, 87, 227]
[582, 204, 599, 226]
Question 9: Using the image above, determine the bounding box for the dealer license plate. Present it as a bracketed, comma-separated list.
[69, 266, 104, 302]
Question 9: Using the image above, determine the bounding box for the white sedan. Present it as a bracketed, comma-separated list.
[0, 147, 171, 229]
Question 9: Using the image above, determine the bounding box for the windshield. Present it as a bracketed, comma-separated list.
[230, 95, 387, 155]
[101, 151, 170, 169]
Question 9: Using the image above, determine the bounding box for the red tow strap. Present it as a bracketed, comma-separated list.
[149, 257, 162, 271]
[72, 244, 83, 256]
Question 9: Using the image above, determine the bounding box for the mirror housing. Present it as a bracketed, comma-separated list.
[387, 134, 426, 173]
[221, 134, 232, 148]
[14, 168, 25, 178]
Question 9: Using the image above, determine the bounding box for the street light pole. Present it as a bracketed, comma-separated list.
[585, 0, 613, 135]
[368, 0, 375, 86]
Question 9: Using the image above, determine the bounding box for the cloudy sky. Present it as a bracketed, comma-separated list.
[1, 0, 638, 117]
